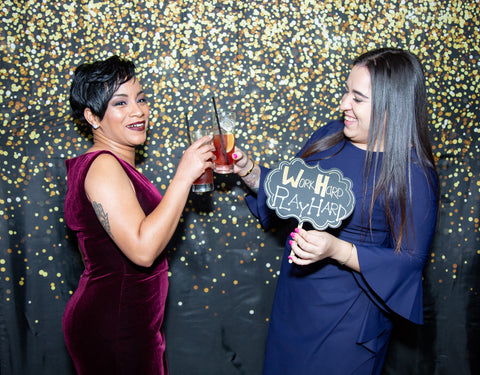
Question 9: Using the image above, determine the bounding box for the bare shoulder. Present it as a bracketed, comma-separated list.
[84, 153, 132, 198]
[89, 152, 124, 171]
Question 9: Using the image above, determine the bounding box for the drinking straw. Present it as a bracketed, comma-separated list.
[184, 111, 192, 145]
[211, 96, 229, 164]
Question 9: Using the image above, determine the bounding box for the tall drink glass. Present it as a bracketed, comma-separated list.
[192, 129, 214, 193]
[213, 110, 235, 174]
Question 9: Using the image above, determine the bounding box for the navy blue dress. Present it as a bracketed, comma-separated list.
[246, 121, 438, 374]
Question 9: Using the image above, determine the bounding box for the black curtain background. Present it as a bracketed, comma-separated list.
[1, 1, 479, 374]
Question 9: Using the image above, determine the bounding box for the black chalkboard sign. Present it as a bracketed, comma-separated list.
[264, 158, 355, 230]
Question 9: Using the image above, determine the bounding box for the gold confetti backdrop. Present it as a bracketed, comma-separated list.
[1, 0, 479, 373]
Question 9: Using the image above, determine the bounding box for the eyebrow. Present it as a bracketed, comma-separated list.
[345, 84, 369, 100]
[112, 90, 145, 98]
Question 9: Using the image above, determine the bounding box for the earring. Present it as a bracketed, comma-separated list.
[92, 124, 99, 129]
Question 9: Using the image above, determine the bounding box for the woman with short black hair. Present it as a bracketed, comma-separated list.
[63, 55, 215, 374]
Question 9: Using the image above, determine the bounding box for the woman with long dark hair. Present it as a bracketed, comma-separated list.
[232, 48, 439, 374]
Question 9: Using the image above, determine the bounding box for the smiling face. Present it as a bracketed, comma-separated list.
[86, 78, 149, 149]
[340, 65, 372, 150]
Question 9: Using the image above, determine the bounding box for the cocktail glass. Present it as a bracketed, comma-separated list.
[212, 110, 235, 174]
[192, 129, 214, 193]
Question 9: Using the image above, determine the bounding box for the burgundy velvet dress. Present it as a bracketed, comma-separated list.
[63, 150, 169, 375]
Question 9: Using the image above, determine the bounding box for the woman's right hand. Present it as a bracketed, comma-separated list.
[232, 148, 252, 175]
[232, 147, 260, 192]
[175, 135, 216, 185]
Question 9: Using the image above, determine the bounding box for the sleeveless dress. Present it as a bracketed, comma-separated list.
[246, 120, 438, 374]
[63, 150, 169, 375]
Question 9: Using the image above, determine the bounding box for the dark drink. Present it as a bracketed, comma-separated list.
[192, 129, 214, 193]
[192, 167, 213, 193]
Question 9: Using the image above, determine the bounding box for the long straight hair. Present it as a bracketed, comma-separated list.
[302, 48, 438, 251]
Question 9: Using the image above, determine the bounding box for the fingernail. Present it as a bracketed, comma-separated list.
[294, 228, 300, 233]
[288, 256, 292, 260]
[290, 233, 295, 239]
[233, 153, 237, 159]
[289, 240, 293, 246]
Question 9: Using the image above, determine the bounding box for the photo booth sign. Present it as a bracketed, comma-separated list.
[264, 158, 355, 230]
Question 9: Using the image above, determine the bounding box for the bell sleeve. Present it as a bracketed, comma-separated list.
[244, 166, 279, 230]
[353, 166, 438, 324]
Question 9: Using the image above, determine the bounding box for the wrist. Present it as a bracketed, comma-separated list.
[239, 160, 255, 177]
[338, 242, 355, 266]
[172, 169, 196, 190]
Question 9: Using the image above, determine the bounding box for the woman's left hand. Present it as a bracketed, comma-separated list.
[289, 227, 360, 271]
[288, 227, 336, 265]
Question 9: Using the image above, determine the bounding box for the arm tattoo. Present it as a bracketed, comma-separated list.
[242, 165, 260, 193]
[92, 201, 114, 238]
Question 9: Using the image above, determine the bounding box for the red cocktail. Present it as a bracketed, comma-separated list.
[213, 110, 236, 174]
[213, 133, 235, 173]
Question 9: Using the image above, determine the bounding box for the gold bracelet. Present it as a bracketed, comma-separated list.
[339, 242, 355, 266]
[239, 161, 255, 177]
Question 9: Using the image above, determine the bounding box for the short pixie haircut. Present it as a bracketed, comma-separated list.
[69, 55, 136, 124]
